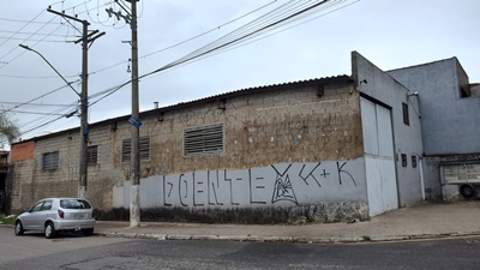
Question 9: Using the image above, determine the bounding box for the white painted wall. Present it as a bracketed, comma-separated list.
[113, 159, 367, 209]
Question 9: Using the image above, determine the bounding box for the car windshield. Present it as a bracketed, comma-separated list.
[60, 199, 91, 209]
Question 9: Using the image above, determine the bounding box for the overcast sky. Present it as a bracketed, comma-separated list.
[0, 0, 478, 142]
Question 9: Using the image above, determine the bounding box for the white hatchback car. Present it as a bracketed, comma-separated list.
[15, 198, 96, 239]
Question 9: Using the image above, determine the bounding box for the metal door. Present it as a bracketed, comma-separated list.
[361, 98, 399, 216]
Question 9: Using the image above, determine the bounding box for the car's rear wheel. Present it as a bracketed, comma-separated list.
[44, 222, 55, 239]
[83, 228, 94, 236]
[14, 221, 24, 236]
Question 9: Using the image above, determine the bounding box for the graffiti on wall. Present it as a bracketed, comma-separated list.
[116, 160, 363, 209]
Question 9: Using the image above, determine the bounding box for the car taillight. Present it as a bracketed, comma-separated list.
[58, 209, 64, 219]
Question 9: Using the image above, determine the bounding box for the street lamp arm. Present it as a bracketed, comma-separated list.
[18, 44, 81, 97]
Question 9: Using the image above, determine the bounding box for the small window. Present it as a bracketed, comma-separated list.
[401, 153, 408, 167]
[87, 145, 98, 165]
[402, 103, 410, 126]
[411, 155, 417, 168]
[41, 200, 52, 211]
[184, 124, 224, 155]
[42, 151, 59, 171]
[122, 137, 150, 162]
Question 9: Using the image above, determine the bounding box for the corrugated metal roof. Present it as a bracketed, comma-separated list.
[14, 75, 353, 144]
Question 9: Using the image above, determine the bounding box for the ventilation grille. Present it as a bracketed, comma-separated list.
[87, 145, 98, 165]
[122, 136, 150, 162]
[42, 151, 59, 171]
[184, 124, 224, 155]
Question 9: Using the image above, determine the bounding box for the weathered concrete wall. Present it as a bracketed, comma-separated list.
[114, 159, 366, 206]
[10, 81, 367, 222]
[389, 58, 480, 200]
[352, 52, 424, 207]
[389, 58, 480, 155]
[9, 124, 119, 212]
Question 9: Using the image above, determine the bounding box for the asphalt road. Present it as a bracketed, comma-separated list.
[1, 226, 480, 270]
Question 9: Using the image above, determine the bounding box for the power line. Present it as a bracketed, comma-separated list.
[90, 0, 357, 106]
[0, 73, 78, 79]
[0, 80, 80, 114]
[18, 105, 76, 130]
[16, 0, 360, 138]
[0, 30, 77, 37]
[0, 23, 67, 69]
[8, 109, 70, 116]
[0, 1, 113, 68]
[0, 101, 75, 107]
[88, 0, 279, 76]
[0, 18, 60, 63]
[0, 0, 277, 79]
[20, 112, 74, 136]
[0, 17, 63, 25]
[0, 10, 47, 50]
[0, 36, 72, 43]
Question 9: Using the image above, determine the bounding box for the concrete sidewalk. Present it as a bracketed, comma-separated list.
[96, 201, 480, 243]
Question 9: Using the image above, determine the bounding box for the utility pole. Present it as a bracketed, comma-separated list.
[108, 0, 141, 227]
[47, 7, 105, 199]
[128, 0, 141, 228]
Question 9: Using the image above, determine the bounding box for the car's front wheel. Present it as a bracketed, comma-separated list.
[14, 221, 24, 236]
[44, 222, 55, 239]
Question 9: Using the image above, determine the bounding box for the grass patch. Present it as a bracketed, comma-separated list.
[0, 214, 16, 225]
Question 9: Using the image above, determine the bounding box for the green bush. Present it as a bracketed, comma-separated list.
[0, 215, 16, 225]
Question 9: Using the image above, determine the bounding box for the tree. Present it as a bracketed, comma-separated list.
[0, 114, 19, 148]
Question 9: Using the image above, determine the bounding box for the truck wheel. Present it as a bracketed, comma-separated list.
[460, 184, 475, 199]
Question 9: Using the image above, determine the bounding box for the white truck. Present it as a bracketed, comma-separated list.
[441, 162, 480, 199]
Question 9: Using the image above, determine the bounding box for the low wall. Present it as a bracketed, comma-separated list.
[111, 159, 368, 223]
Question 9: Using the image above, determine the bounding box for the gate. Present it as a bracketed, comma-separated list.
[361, 97, 399, 216]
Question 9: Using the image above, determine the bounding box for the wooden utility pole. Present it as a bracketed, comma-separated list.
[47, 7, 105, 199]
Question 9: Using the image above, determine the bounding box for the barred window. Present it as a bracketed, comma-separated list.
[42, 151, 59, 171]
[184, 124, 224, 155]
[122, 137, 150, 162]
[87, 145, 98, 165]
[411, 155, 417, 168]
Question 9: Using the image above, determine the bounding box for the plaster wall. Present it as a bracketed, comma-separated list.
[352, 52, 424, 207]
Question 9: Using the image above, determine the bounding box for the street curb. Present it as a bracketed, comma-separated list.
[0, 224, 13, 228]
[99, 230, 480, 244]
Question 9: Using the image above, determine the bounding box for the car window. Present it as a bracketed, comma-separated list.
[30, 201, 44, 212]
[60, 199, 91, 209]
[41, 200, 53, 211]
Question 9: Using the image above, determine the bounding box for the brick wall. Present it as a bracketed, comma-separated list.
[10, 82, 364, 213]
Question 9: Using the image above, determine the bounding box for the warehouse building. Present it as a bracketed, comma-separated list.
[389, 58, 480, 201]
[7, 52, 427, 223]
